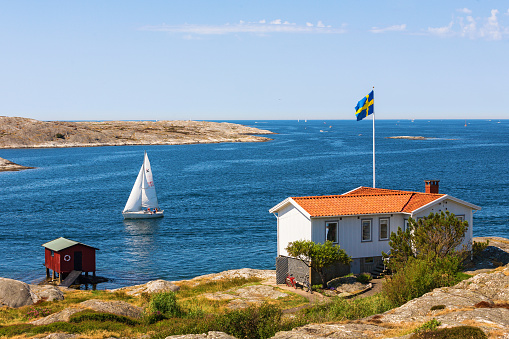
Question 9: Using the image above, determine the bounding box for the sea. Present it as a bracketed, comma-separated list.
[0, 119, 507, 289]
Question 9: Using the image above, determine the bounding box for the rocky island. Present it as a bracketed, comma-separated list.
[0, 116, 274, 149]
[0, 156, 35, 172]
[0, 116, 275, 171]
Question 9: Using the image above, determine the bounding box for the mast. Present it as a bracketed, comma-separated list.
[372, 87, 375, 188]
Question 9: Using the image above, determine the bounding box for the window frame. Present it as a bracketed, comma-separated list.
[379, 218, 390, 241]
[325, 221, 339, 244]
[403, 218, 409, 232]
[456, 215, 465, 222]
[361, 218, 372, 242]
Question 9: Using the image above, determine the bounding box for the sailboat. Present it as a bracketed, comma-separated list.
[122, 152, 164, 219]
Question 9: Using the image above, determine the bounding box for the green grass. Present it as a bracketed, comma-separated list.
[302, 293, 397, 322]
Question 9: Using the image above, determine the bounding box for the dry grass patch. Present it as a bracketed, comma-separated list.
[460, 319, 504, 329]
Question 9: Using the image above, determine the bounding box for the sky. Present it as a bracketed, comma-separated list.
[0, 1, 508, 121]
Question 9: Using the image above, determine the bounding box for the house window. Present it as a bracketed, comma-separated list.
[326, 221, 338, 243]
[364, 257, 374, 263]
[361, 219, 372, 242]
[456, 215, 465, 222]
[379, 218, 390, 240]
[403, 219, 409, 231]
[51, 250, 54, 257]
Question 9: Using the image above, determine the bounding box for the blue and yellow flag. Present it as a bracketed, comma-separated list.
[355, 90, 374, 121]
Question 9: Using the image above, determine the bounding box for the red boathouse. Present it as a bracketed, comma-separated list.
[42, 237, 99, 284]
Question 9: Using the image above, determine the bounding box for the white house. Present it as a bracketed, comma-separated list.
[269, 180, 481, 274]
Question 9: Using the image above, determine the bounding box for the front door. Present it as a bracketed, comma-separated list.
[74, 251, 82, 271]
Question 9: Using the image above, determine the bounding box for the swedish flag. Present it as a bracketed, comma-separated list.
[355, 90, 374, 121]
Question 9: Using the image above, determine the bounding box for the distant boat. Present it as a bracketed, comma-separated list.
[122, 152, 164, 219]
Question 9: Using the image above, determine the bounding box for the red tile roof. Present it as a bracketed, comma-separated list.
[291, 187, 445, 217]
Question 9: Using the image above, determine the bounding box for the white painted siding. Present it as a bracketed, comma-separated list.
[310, 215, 407, 259]
[277, 205, 312, 256]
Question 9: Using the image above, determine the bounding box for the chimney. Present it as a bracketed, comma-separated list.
[424, 180, 440, 194]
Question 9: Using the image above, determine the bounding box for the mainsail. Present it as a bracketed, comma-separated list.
[123, 152, 160, 213]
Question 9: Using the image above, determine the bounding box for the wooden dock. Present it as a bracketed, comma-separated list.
[59, 270, 82, 287]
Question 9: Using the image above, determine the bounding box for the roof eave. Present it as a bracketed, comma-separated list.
[411, 194, 481, 215]
[269, 197, 312, 219]
[310, 211, 412, 218]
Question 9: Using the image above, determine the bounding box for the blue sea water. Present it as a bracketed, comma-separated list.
[0, 119, 507, 289]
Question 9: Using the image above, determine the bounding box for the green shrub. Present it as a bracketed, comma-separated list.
[472, 240, 489, 257]
[147, 291, 183, 318]
[215, 303, 296, 339]
[302, 293, 396, 322]
[413, 319, 441, 333]
[0, 324, 34, 337]
[356, 273, 373, 284]
[69, 311, 140, 326]
[410, 325, 487, 339]
[383, 256, 463, 306]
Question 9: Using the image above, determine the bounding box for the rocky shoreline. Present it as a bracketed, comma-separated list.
[2, 238, 509, 338]
[0, 156, 35, 172]
[0, 116, 275, 171]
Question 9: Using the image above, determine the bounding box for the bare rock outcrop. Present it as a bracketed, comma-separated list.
[0, 117, 274, 149]
[271, 323, 388, 339]
[29, 285, 65, 303]
[79, 299, 143, 318]
[204, 284, 288, 310]
[112, 279, 180, 296]
[184, 268, 276, 284]
[0, 277, 35, 308]
[0, 156, 34, 171]
[30, 308, 82, 326]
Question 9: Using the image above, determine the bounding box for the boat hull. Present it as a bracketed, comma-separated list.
[122, 211, 164, 219]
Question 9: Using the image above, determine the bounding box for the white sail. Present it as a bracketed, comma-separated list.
[141, 152, 159, 209]
[123, 165, 144, 212]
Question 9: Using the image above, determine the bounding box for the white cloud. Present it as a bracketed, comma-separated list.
[479, 9, 502, 40]
[459, 16, 477, 39]
[457, 8, 472, 14]
[370, 24, 406, 33]
[427, 21, 454, 37]
[141, 20, 346, 35]
[427, 9, 508, 40]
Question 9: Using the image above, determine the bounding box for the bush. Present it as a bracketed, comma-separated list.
[410, 325, 487, 339]
[382, 256, 464, 306]
[356, 273, 373, 284]
[147, 292, 182, 318]
[215, 303, 296, 339]
[472, 240, 489, 257]
[413, 319, 441, 333]
[302, 293, 396, 322]
[69, 311, 140, 326]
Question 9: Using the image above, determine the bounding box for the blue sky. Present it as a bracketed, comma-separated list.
[1, 1, 508, 121]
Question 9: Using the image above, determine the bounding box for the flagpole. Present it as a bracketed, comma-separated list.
[372, 87, 375, 188]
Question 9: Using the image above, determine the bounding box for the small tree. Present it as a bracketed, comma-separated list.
[286, 240, 351, 288]
[383, 211, 469, 272]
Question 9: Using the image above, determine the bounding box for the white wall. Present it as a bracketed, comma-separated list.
[277, 204, 312, 256]
[310, 214, 407, 259]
